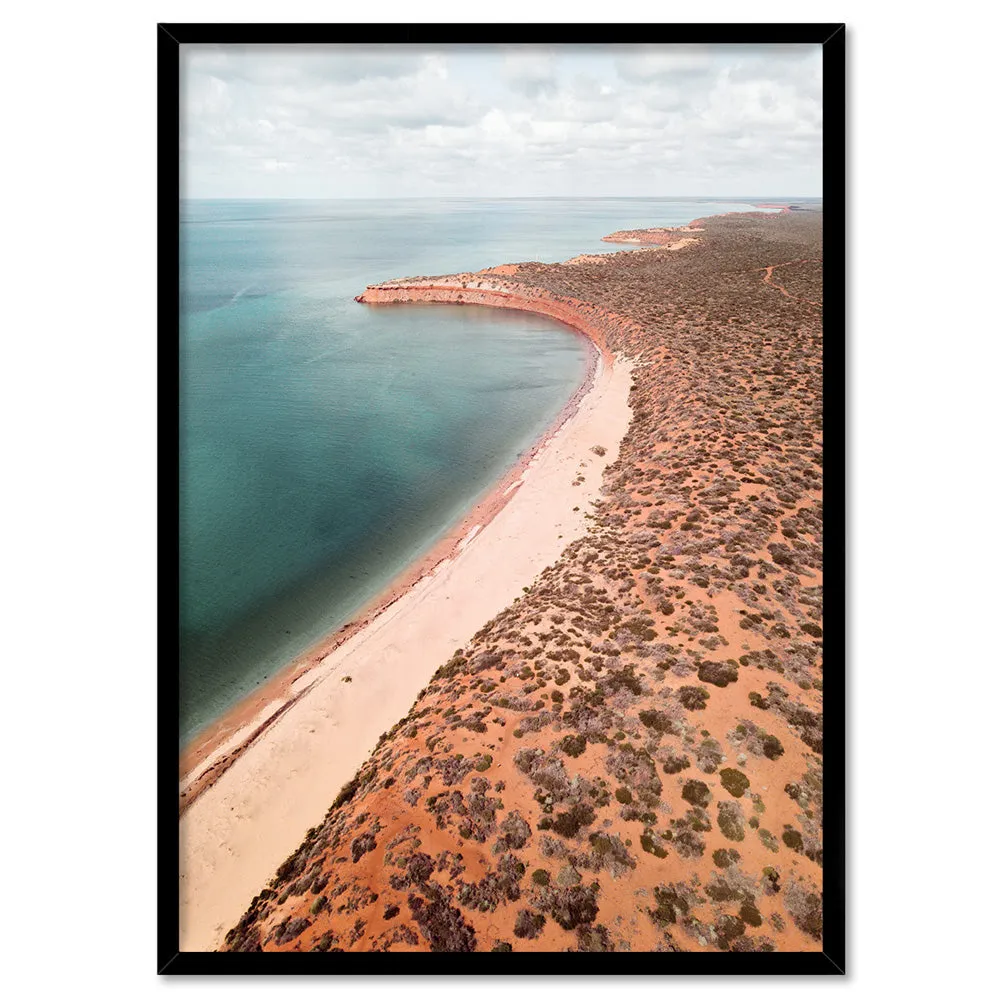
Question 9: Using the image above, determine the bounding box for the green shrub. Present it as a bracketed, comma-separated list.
[782, 828, 804, 852]
[717, 801, 745, 842]
[719, 768, 750, 798]
[681, 780, 711, 808]
[740, 902, 763, 927]
[662, 754, 690, 774]
[678, 685, 710, 710]
[697, 661, 739, 687]
[758, 828, 780, 852]
[639, 709, 675, 734]
[551, 803, 596, 838]
[513, 910, 546, 939]
[640, 828, 668, 858]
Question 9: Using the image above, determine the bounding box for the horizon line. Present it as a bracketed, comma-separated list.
[179, 194, 823, 202]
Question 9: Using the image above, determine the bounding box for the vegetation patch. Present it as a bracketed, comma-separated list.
[697, 661, 740, 688]
[718, 801, 746, 842]
[649, 884, 692, 928]
[681, 779, 711, 808]
[544, 885, 600, 931]
[350, 833, 377, 863]
[719, 768, 750, 798]
[640, 827, 669, 858]
[560, 734, 587, 758]
[639, 709, 676, 734]
[712, 848, 741, 869]
[782, 827, 804, 852]
[513, 909, 546, 940]
[545, 802, 597, 839]
[678, 685, 710, 710]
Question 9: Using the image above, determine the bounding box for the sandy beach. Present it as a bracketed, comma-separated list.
[179, 276, 636, 951]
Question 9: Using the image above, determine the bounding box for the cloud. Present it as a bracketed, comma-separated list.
[261, 158, 293, 173]
[181, 44, 822, 198]
[614, 45, 716, 82]
[502, 49, 558, 97]
[183, 44, 430, 87]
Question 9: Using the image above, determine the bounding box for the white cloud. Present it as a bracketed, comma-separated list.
[614, 45, 716, 82]
[180, 43, 822, 198]
[502, 49, 558, 97]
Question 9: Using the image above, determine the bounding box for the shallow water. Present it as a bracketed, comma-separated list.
[179, 197, 780, 742]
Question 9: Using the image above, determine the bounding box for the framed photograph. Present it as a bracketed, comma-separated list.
[161, 22, 845, 974]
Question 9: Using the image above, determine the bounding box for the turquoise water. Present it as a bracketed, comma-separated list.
[180, 198, 779, 743]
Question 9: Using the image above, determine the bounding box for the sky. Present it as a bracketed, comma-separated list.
[180, 44, 822, 199]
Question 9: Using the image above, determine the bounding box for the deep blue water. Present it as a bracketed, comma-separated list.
[180, 197, 779, 742]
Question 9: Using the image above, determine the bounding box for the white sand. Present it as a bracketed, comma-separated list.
[178, 699, 285, 798]
[178, 351, 635, 952]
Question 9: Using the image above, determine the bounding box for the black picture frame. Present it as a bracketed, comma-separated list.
[159, 22, 846, 975]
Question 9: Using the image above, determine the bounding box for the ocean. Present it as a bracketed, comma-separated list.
[179, 197, 779, 743]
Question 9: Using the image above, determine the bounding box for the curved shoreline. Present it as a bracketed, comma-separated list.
[179, 299, 602, 812]
[355, 277, 646, 358]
